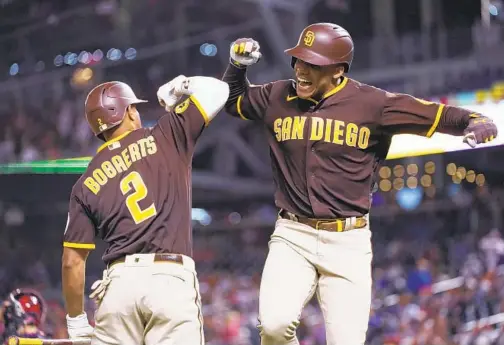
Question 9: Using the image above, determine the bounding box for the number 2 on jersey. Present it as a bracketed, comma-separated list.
[120, 171, 157, 224]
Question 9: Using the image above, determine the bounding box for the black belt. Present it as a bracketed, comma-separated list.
[278, 209, 367, 232]
[109, 253, 184, 267]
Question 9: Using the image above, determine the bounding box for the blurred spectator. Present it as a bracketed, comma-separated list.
[406, 257, 433, 295]
[479, 229, 504, 272]
[0, 216, 502, 344]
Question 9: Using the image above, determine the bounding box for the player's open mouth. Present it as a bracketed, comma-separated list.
[297, 77, 312, 87]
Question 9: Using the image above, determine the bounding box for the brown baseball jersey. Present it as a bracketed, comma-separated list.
[63, 96, 208, 264]
[224, 74, 478, 218]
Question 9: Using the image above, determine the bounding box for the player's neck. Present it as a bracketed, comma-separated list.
[312, 77, 344, 101]
[330, 76, 343, 89]
[104, 125, 135, 142]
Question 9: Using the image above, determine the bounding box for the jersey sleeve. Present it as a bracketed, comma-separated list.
[380, 92, 445, 137]
[157, 96, 207, 158]
[232, 83, 274, 121]
[222, 63, 273, 121]
[63, 189, 96, 250]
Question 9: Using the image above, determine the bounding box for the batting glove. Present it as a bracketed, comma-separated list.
[463, 115, 498, 148]
[66, 313, 94, 339]
[230, 38, 262, 68]
[89, 269, 111, 304]
[157, 75, 192, 112]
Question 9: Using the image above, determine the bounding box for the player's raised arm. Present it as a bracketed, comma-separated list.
[381, 92, 498, 147]
[222, 38, 273, 121]
[157, 75, 229, 124]
[156, 75, 229, 157]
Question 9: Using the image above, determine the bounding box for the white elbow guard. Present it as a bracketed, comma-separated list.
[186, 77, 230, 122]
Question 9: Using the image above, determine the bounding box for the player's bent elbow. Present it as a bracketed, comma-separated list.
[212, 80, 230, 111]
[215, 79, 230, 99]
[189, 77, 230, 121]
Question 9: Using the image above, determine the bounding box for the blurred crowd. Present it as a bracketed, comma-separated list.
[0, 57, 227, 164]
[0, 65, 173, 164]
[0, 97, 92, 163]
[367, 229, 504, 345]
[196, 228, 504, 345]
[1, 218, 503, 345]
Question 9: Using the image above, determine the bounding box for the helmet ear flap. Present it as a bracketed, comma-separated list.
[291, 57, 297, 68]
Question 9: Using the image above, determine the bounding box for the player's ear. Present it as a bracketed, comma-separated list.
[126, 105, 136, 121]
[332, 65, 345, 80]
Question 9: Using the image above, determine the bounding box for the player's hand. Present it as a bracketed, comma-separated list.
[66, 313, 94, 339]
[157, 75, 192, 112]
[463, 116, 498, 148]
[230, 38, 262, 67]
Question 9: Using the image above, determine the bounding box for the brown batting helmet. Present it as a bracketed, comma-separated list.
[84, 81, 147, 140]
[285, 23, 354, 72]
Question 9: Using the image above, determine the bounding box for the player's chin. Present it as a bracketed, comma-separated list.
[296, 84, 316, 100]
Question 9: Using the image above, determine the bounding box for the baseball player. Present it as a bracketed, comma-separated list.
[61, 76, 229, 345]
[221, 23, 498, 345]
